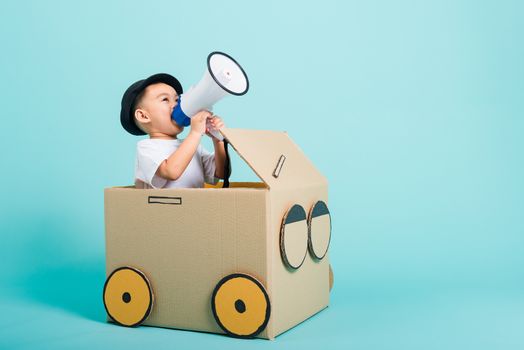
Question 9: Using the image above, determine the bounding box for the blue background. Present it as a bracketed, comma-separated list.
[1, 0, 523, 349]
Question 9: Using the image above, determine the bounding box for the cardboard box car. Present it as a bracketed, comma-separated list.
[103, 128, 333, 339]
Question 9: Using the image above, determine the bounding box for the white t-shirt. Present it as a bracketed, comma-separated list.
[134, 138, 218, 189]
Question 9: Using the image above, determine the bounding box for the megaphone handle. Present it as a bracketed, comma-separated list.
[209, 129, 224, 141]
[207, 119, 224, 141]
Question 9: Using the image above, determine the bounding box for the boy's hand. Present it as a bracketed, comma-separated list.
[190, 110, 211, 136]
[206, 116, 225, 141]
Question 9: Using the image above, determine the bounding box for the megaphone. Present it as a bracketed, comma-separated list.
[171, 51, 249, 140]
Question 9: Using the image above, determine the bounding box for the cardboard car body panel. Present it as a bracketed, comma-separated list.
[104, 128, 331, 339]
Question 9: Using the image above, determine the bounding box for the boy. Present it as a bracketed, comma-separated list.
[120, 73, 227, 189]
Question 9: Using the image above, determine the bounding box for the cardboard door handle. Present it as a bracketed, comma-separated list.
[273, 155, 286, 178]
[148, 196, 182, 205]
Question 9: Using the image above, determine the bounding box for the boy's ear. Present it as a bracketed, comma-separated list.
[134, 108, 151, 125]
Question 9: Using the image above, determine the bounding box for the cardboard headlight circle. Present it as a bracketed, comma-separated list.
[103, 266, 154, 327]
[307, 200, 331, 260]
[280, 204, 308, 269]
[211, 273, 271, 338]
[329, 264, 334, 291]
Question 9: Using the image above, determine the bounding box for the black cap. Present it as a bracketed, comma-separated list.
[120, 73, 183, 135]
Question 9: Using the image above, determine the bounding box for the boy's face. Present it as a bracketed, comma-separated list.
[134, 83, 183, 136]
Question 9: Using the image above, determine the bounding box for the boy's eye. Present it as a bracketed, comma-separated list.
[162, 98, 169, 102]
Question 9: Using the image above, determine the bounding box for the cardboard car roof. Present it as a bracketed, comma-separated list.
[220, 128, 327, 190]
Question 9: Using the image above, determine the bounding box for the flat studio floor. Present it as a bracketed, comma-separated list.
[1, 260, 522, 350]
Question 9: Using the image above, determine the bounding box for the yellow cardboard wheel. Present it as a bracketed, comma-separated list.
[211, 273, 271, 338]
[103, 267, 153, 327]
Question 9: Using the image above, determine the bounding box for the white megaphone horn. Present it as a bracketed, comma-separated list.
[171, 51, 249, 141]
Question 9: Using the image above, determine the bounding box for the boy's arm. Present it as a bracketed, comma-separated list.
[213, 139, 226, 179]
[156, 110, 209, 181]
[156, 131, 202, 181]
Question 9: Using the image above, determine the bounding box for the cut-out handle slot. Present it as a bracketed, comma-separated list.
[273, 155, 286, 178]
[148, 196, 182, 205]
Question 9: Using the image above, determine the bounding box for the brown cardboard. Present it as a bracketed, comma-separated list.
[104, 128, 331, 339]
[221, 128, 327, 190]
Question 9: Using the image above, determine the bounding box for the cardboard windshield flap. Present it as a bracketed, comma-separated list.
[104, 128, 331, 339]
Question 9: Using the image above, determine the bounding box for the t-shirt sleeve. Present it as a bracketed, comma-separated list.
[200, 145, 218, 185]
[135, 141, 172, 189]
